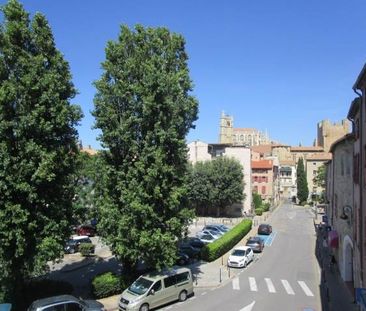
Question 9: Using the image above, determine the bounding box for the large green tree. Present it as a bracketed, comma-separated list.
[0, 0, 82, 303]
[296, 158, 309, 203]
[188, 157, 245, 217]
[313, 164, 326, 203]
[93, 25, 198, 272]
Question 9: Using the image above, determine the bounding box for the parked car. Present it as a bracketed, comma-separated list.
[119, 267, 193, 311]
[198, 234, 216, 244]
[76, 224, 96, 237]
[178, 243, 201, 259]
[182, 237, 205, 249]
[196, 229, 221, 240]
[27, 294, 104, 311]
[64, 236, 94, 254]
[246, 236, 264, 252]
[176, 252, 190, 266]
[227, 246, 254, 268]
[257, 223, 272, 235]
[205, 224, 230, 233]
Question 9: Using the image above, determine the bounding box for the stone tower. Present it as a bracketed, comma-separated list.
[219, 112, 233, 144]
[317, 119, 350, 152]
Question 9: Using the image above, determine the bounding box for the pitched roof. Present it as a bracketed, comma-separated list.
[279, 160, 296, 166]
[252, 160, 273, 169]
[251, 145, 273, 154]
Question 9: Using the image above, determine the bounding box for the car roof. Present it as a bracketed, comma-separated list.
[143, 267, 191, 281]
[70, 235, 90, 240]
[233, 246, 251, 251]
[29, 295, 79, 308]
[259, 223, 271, 227]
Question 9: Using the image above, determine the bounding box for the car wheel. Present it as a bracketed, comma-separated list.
[179, 290, 187, 302]
[69, 248, 75, 254]
[139, 303, 149, 311]
[243, 260, 247, 268]
[179, 258, 185, 266]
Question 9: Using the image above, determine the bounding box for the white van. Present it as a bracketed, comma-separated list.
[118, 267, 194, 311]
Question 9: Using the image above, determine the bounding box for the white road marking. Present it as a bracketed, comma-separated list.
[281, 279, 295, 295]
[201, 292, 207, 296]
[239, 300, 256, 311]
[233, 276, 240, 290]
[249, 277, 258, 291]
[265, 278, 276, 293]
[298, 281, 314, 297]
[267, 231, 277, 246]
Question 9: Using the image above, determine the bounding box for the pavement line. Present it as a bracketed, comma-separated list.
[281, 279, 295, 295]
[249, 277, 258, 291]
[233, 276, 240, 290]
[268, 231, 277, 246]
[265, 278, 276, 293]
[298, 281, 314, 297]
[201, 292, 207, 296]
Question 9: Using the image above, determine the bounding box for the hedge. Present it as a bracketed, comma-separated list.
[92, 272, 122, 299]
[201, 219, 252, 262]
[262, 203, 270, 212]
[255, 208, 263, 216]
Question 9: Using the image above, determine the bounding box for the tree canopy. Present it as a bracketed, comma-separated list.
[188, 157, 245, 217]
[93, 25, 198, 272]
[0, 0, 82, 303]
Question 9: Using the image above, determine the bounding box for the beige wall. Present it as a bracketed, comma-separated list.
[187, 141, 212, 164]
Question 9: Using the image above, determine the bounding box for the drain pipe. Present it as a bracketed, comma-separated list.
[352, 87, 363, 286]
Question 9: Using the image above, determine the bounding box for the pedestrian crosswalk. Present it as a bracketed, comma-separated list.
[233, 277, 314, 297]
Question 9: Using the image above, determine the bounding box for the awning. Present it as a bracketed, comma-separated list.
[328, 230, 339, 248]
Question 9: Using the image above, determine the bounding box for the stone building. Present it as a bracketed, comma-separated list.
[317, 119, 350, 152]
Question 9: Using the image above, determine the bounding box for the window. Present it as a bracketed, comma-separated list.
[44, 305, 65, 311]
[164, 276, 176, 288]
[253, 186, 258, 193]
[152, 280, 162, 292]
[261, 186, 266, 194]
[66, 303, 83, 311]
[176, 272, 190, 283]
[354, 154, 360, 184]
[313, 170, 317, 176]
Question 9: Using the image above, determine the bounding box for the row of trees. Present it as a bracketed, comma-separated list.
[0, 0, 203, 306]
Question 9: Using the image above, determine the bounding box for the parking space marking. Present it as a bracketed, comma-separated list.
[281, 279, 295, 295]
[265, 278, 276, 293]
[201, 292, 207, 296]
[233, 276, 240, 290]
[298, 281, 314, 297]
[249, 277, 258, 291]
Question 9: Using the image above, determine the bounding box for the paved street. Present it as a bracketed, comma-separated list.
[157, 201, 322, 311]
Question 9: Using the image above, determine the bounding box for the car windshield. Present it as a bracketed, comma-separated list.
[201, 234, 213, 240]
[232, 249, 245, 256]
[247, 239, 259, 243]
[67, 239, 77, 245]
[128, 277, 153, 295]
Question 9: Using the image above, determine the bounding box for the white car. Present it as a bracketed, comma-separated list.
[227, 246, 254, 268]
[198, 234, 216, 244]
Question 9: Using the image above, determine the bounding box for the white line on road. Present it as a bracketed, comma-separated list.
[249, 277, 258, 291]
[281, 279, 295, 295]
[298, 281, 314, 297]
[201, 292, 207, 296]
[268, 231, 277, 246]
[233, 276, 240, 290]
[239, 300, 256, 311]
[265, 278, 276, 293]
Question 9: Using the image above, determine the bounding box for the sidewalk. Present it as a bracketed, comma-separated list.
[97, 212, 273, 310]
[313, 210, 359, 311]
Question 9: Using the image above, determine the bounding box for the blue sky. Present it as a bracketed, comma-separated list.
[6, 0, 366, 149]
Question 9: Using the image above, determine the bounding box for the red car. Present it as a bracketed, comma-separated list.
[76, 224, 96, 237]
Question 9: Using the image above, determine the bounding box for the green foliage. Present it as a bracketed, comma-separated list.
[188, 157, 245, 217]
[255, 208, 263, 216]
[252, 192, 262, 209]
[201, 219, 252, 262]
[262, 203, 270, 212]
[296, 158, 309, 204]
[92, 25, 198, 272]
[92, 272, 122, 299]
[24, 279, 73, 309]
[78, 243, 95, 257]
[0, 0, 82, 303]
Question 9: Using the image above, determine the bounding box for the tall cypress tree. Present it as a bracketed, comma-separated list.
[0, 0, 82, 303]
[296, 158, 309, 204]
[93, 25, 198, 272]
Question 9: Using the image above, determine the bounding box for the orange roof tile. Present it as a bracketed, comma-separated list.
[252, 160, 273, 169]
[290, 146, 324, 152]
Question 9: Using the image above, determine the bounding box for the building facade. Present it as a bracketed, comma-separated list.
[317, 119, 350, 152]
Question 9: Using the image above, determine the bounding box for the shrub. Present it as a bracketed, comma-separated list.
[255, 208, 263, 216]
[92, 272, 122, 299]
[262, 203, 270, 212]
[24, 279, 73, 308]
[201, 219, 252, 262]
[79, 243, 95, 256]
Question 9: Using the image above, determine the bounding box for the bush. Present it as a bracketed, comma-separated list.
[24, 279, 73, 308]
[92, 272, 122, 299]
[262, 203, 270, 212]
[201, 219, 252, 262]
[79, 243, 95, 256]
[255, 208, 263, 216]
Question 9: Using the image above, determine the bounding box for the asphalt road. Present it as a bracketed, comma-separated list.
[160, 202, 322, 311]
